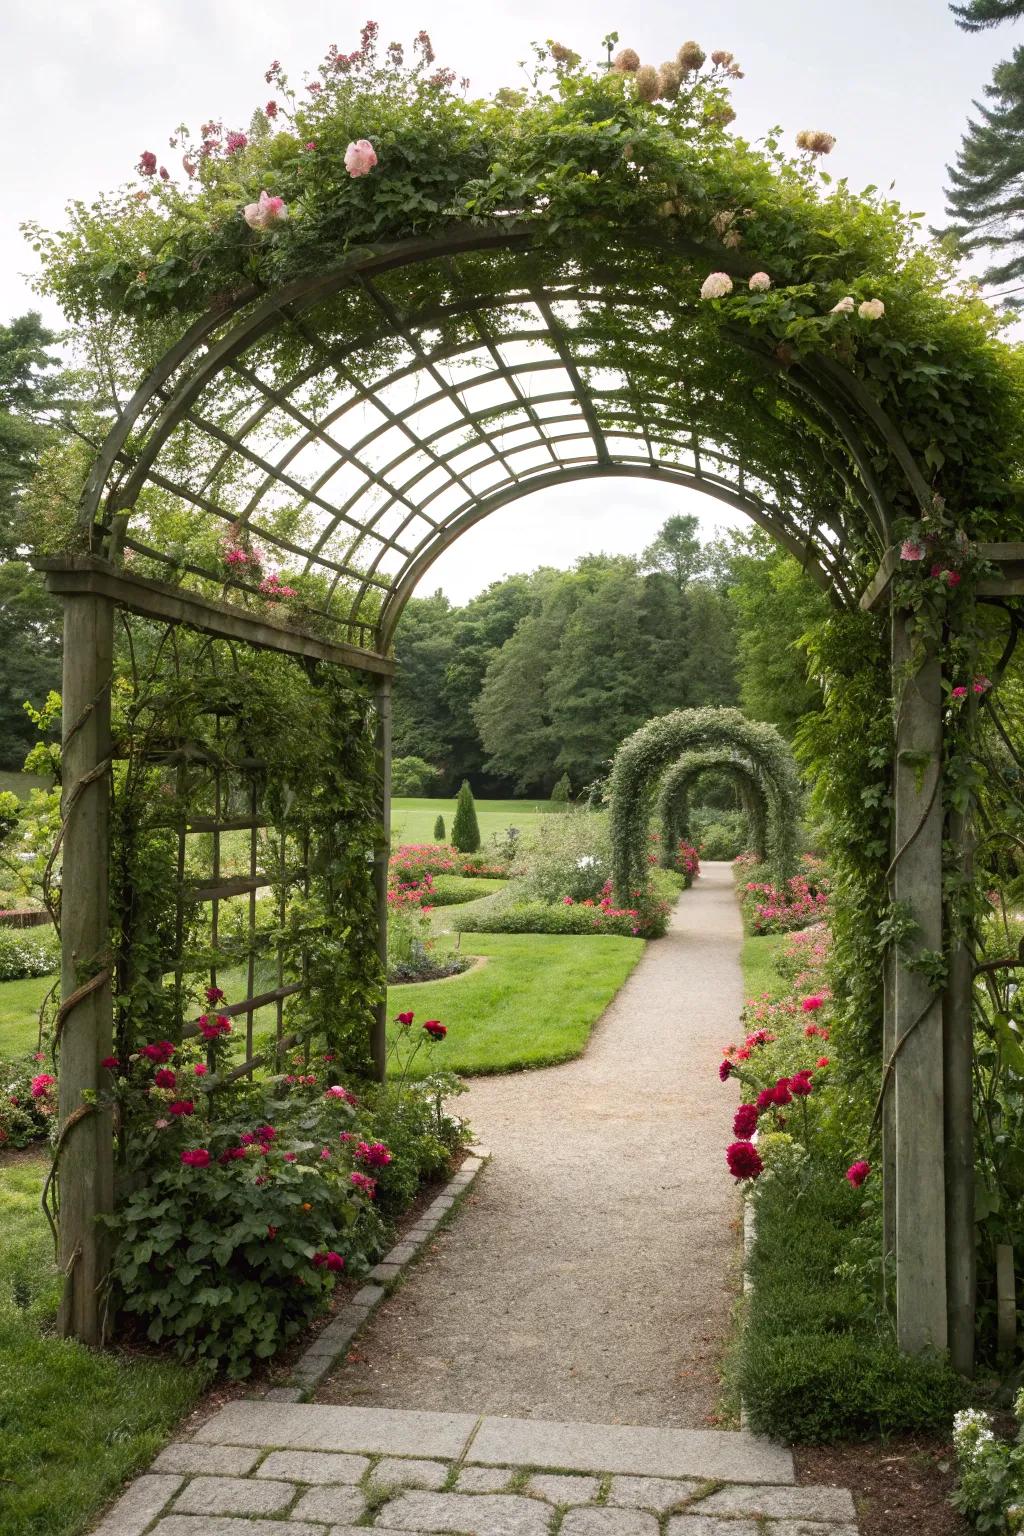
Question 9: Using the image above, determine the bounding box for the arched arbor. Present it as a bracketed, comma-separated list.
[609, 709, 801, 896]
[656, 747, 778, 866]
[31, 37, 1024, 1370]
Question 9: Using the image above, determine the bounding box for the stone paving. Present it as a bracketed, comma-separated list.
[92, 1402, 859, 1536]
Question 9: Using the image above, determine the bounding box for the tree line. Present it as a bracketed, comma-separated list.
[391, 516, 827, 799]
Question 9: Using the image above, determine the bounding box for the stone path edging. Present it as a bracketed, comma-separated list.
[263, 1148, 491, 1402]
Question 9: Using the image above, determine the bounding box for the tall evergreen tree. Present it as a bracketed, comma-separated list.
[940, 46, 1024, 288]
[451, 780, 481, 853]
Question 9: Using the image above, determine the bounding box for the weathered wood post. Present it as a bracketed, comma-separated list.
[944, 791, 976, 1376]
[891, 605, 948, 1353]
[371, 676, 392, 1081]
[58, 589, 115, 1343]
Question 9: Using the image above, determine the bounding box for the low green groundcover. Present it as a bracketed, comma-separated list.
[739, 1169, 966, 1442]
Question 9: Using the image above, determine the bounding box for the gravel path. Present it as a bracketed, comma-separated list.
[317, 862, 744, 1427]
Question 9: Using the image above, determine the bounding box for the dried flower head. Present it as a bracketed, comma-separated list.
[711, 50, 734, 65]
[613, 47, 641, 73]
[550, 41, 579, 67]
[634, 64, 660, 102]
[657, 61, 682, 100]
[677, 40, 706, 72]
[796, 129, 836, 155]
[707, 102, 736, 127]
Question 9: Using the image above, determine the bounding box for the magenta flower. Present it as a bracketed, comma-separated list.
[312, 1250, 345, 1272]
[225, 130, 248, 154]
[139, 1041, 175, 1063]
[153, 1068, 176, 1089]
[801, 995, 825, 1012]
[394, 1010, 415, 1027]
[719, 1058, 732, 1082]
[100, 1055, 119, 1070]
[356, 1140, 393, 1168]
[168, 1100, 195, 1117]
[846, 1159, 871, 1188]
[350, 1171, 377, 1197]
[423, 1019, 447, 1040]
[30, 1073, 56, 1099]
[180, 1148, 210, 1168]
[344, 139, 378, 176]
[951, 685, 968, 700]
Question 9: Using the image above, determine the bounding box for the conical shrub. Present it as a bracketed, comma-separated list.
[451, 779, 481, 853]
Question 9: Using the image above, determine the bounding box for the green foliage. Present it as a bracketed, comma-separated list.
[740, 1168, 966, 1442]
[518, 809, 612, 905]
[610, 707, 802, 900]
[426, 875, 506, 906]
[454, 867, 681, 940]
[391, 754, 440, 796]
[952, 0, 1024, 26]
[725, 530, 828, 738]
[691, 809, 748, 860]
[0, 926, 58, 981]
[451, 779, 481, 853]
[550, 771, 571, 807]
[656, 750, 771, 865]
[433, 813, 445, 841]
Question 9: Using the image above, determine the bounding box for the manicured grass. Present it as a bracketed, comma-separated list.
[0, 973, 52, 1056]
[0, 1152, 207, 1536]
[386, 931, 644, 1074]
[390, 796, 558, 848]
[739, 932, 790, 1003]
[427, 875, 509, 906]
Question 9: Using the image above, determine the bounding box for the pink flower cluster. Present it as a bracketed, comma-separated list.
[743, 872, 830, 935]
[259, 572, 298, 600]
[355, 1140, 393, 1168]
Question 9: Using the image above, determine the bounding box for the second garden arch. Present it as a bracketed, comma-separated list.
[656, 747, 778, 866]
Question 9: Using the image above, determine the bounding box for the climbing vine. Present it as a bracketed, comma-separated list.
[656, 748, 775, 865]
[609, 708, 802, 900]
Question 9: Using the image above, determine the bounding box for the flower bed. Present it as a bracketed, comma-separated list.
[0, 1050, 58, 1149]
[453, 873, 678, 939]
[0, 926, 59, 981]
[725, 921, 965, 1441]
[736, 852, 831, 934]
[37, 997, 467, 1377]
[389, 844, 510, 884]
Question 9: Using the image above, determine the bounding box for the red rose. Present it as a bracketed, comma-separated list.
[733, 1103, 759, 1139]
[168, 1100, 195, 1117]
[423, 1020, 447, 1040]
[180, 1148, 210, 1167]
[154, 1068, 176, 1089]
[726, 1141, 764, 1181]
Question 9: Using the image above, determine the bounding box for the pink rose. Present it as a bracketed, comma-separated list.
[344, 139, 378, 177]
[243, 190, 289, 231]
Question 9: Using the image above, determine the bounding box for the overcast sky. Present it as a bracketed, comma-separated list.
[2, 0, 1013, 602]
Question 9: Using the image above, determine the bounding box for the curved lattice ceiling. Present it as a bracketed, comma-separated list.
[84, 234, 907, 653]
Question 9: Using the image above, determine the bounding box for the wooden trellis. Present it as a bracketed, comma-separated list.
[43, 226, 1007, 1368]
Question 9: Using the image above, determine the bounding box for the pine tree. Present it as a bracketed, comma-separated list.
[433, 813, 446, 841]
[550, 771, 572, 808]
[951, 0, 1024, 30]
[451, 780, 481, 853]
[940, 46, 1024, 287]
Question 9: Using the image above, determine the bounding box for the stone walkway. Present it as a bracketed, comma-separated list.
[317, 862, 745, 1427]
[96, 1401, 859, 1535]
[90, 868, 864, 1533]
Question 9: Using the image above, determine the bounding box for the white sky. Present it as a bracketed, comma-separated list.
[2, 0, 1013, 602]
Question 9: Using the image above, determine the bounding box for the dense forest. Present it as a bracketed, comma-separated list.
[391, 516, 828, 798]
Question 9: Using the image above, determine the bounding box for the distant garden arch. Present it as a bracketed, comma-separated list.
[656, 747, 776, 865]
[610, 709, 801, 897]
[29, 29, 1024, 1371]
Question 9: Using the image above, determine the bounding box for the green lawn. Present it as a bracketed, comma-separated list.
[386, 931, 644, 1074]
[0, 974, 52, 1056]
[739, 932, 790, 1003]
[391, 796, 559, 848]
[0, 1153, 207, 1536]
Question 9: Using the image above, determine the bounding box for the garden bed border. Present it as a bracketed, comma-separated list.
[258, 1144, 490, 1402]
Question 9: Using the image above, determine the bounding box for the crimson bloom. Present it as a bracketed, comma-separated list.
[802, 995, 825, 1012]
[726, 1141, 764, 1180]
[394, 1010, 415, 1027]
[846, 1160, 871, 1188]
[350, 1171, 377, 1197]
[423, 1020, 447, 1040]
[138, 150, 157, 175]
[101, 1055, 119, 1070]
[789, 1071, 814, 1097]
[139, 1041, 175, 1063]
[205, 986, 225, 1003]
[30, 1074, 55, 1099]
[733, 1103, 759, 1139]
[168, 1100, 195, 1117]
[312, 1251, 345, 1272]
[153, 1068, 176, 1089]
[180, 1148, 210, 1167]
[719, 1058, 732, 1082]
[356, 1140, 392, 1168]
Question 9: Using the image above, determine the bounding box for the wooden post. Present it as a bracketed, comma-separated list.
[58, 591, 115, 1343]
[882, 613, 906, 1268]
[944, 798, 976, 1376]
[891, 606, 948, 1353]
[371, 677, 392, 1082]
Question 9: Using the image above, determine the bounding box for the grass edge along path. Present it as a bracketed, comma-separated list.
[387, 931, 646, 1075]
[0, 1151, 208, 1536]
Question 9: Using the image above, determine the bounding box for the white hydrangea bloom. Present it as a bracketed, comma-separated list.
[700, 272, 733, 299]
